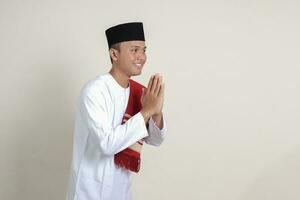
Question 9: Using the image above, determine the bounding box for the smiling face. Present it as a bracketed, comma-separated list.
[110, 40, 147, 77]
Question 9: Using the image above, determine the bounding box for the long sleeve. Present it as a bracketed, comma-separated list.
[80, 86, 149, 156]
[144, 115, 167, 146]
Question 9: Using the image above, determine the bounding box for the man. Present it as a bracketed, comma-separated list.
[66, 22, 167, 200]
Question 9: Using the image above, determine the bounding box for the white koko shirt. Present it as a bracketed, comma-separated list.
[66, 73, 167, 200]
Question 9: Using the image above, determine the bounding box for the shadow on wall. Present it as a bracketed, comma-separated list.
[15, 56, 74, 200]
[240, 146, 300, 200]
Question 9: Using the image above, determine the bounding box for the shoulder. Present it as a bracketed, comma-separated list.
[80, 74, 111, 99]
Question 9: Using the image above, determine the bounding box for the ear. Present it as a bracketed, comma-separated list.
[109, 48, 119, 62]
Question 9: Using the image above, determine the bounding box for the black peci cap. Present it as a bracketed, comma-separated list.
[105, 22, 145, 49]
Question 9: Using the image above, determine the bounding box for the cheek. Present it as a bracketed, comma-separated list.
[130, 55, 137, 62]
[120, 54, 131, 63]
[124, 55, 134, 66]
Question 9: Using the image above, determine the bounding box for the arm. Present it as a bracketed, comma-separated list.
[141, 74, 167, 146]
[80, 86, 149, 156]
[144, 112, 167, 146]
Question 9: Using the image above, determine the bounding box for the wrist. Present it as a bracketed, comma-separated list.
[153, 111, 162, 117]
[140, 109, 152, 123]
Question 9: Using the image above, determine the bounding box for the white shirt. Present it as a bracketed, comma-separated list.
[66, 73, 167, 200]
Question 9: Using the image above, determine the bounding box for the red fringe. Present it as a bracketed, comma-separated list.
[114, 148, 141, 173]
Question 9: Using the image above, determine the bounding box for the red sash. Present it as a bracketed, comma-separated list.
[114, 79, 147, 173]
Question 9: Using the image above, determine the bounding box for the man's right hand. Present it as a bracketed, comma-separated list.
[140, 73, 165, 123]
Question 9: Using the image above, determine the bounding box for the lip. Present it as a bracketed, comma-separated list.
[134, 63, 143, 69]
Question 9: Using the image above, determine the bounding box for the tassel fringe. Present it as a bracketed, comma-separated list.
[114, 148, 141, 173]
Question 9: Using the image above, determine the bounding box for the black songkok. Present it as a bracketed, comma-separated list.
[105, 22, 145, 49]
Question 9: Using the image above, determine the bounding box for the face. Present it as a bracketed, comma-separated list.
[114, 40, 147, 77]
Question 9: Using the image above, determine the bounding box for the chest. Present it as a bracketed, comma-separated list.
[106, 89, 130, 128]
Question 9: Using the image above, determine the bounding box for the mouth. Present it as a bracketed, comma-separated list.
[134, 63, 143, 69]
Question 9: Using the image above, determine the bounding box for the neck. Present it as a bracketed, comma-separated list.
[109, 65, 130, 88]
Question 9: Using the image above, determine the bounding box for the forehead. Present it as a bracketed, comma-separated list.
[120, 40, 146, 48]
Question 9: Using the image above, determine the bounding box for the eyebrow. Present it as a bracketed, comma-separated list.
[131, 45, 147, 49]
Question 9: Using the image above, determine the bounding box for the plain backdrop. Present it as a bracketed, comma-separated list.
[1, 0, 300, 199]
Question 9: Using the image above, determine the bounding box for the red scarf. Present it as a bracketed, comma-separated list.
[114, 79, 147, 173]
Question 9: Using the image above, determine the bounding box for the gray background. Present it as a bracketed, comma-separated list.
[1, 0, 300, 199]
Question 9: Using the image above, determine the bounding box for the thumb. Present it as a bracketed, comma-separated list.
[142, 88, 145, 96]
[141, 88, 144, 101]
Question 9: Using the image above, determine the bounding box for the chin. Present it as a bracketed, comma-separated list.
[131, 72, 142, 77]
[131, 69, 142, 76]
